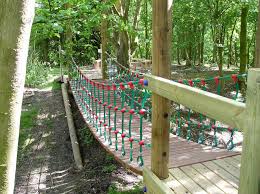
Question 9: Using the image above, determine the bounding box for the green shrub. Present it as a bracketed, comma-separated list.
[108, 184, 143, 194]
[25, 50, 49, 87]
[79, 127, 94, 146]
[102, 164, 117, 173]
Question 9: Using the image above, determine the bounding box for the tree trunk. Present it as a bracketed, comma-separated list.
[255, 0, 260, 68]
[0, 0, 35, 193]
[42, 38, 49, 62]
[239, 5, 249, 74]
[101, 0, 108, 79]
[177, 47, 181, 65]
[117, 30, 130, 69]
[228, 20, 237, 68]
[239, 4, 249, 93]
[115, 0, 130, 69]
[200, 24, 205, 65]
[64, 2, 73, 78]
[234, 41, 239, 66]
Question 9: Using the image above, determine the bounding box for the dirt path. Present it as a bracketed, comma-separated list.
[15, 86, 141, 194]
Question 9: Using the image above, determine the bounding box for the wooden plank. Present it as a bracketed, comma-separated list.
[232, 155, 241, 162]
[203, 161, 239, 189]
[192, 163, 238, 194]
[144, 74, 246, 129]
[163, 173, 190, 194]
[222, 157, 241, 169]
[213, 159, 240, 179]
[239, 69, 260, 194]
[169, 168, 207, 194]
[150, 0, 172, 179]
[143, 167, 175, 194]
[181, 166, 225, 194]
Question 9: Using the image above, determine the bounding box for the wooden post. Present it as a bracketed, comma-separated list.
[238, 69, 260, 194]
[101, 0, 108, 79]
[151, 0, 173, 179]
[255, 1, 260, 68]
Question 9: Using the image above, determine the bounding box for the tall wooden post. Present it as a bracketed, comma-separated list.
[238, 69, 260, 194]
[151, 0, 173, 179]
[255, 0, 260, 68]
[101, 0, 108, 79]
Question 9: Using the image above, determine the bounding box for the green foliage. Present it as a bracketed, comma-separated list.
[20, 107, 39, 129]
[102, 164, 117, 173]
[79, 127, 94, 146]
[108, 184, 143, 194]
[25, 50, 49, 87]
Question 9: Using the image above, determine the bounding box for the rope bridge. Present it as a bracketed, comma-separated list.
[68, 60, 244, 174]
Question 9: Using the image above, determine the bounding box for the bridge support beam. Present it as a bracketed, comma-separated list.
[239, 69, 260, 194]
[150, 0, 173, 180]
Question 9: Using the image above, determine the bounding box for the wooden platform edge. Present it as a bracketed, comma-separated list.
[143, 167, 175, 194]
[69, 83, 143, 175]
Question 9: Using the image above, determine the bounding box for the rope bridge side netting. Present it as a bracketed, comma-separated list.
[69, 63, 150, 167]
[69, 55, 246, 167]
[106, 54, 246, 151]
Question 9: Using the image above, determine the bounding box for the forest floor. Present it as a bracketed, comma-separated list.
[14, 71, 142, 194]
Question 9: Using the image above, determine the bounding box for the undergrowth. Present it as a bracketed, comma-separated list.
[108, 184, 143, 194]
[25, 50, 49, 87]
[78, 127, 94, 146]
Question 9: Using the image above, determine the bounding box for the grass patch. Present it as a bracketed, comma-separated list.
[20, 107, 38, 129]
[18, 107, 39, 163]
[108, 184, 143, 194]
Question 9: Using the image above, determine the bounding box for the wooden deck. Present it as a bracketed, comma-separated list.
[70, 68, 240, 175]
[162, 155, 241, 194]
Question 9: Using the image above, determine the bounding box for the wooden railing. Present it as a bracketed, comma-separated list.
[143, 69, 260, 194]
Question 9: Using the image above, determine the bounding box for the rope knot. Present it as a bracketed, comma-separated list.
[129, 137, 134, 142]
[214, 77, 219, 85]
[201, 79, 206, 86]
[129, 109, 135, 115]
[120, 83, 125, 90]
[112, 84, 117, 90]
[188, 80, 193, 87]
[139, 79, 144, 85]
[139, 140, 145, 146]
[128, 81, 134, 89]
[231, 74, 238, 83]
[139, 109, 146, 115]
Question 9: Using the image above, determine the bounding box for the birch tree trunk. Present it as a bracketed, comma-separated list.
[0, 1, 35, 193]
